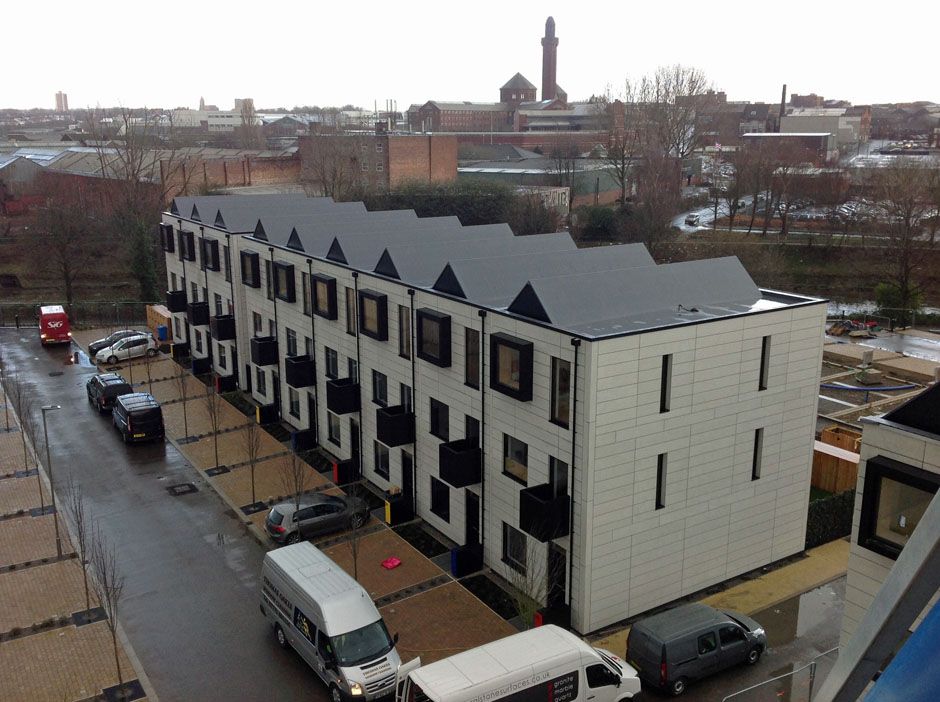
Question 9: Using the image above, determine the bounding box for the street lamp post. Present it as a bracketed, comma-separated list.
[41, 405, 62, 557]
[1, 366, 8, 432]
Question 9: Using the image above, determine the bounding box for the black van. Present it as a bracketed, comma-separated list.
[626, 603, 766, 697]
[111, 393, 165, 443]
[86, 373, 133, 413]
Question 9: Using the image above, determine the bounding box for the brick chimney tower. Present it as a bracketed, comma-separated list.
[541, 17, 558, 101]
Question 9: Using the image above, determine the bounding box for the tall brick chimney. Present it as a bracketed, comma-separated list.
[541, 17, 558, 102]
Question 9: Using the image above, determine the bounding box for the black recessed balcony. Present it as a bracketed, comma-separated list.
[210, 314, 236, 341]
[214, 374, 237, 393]
[187, 301, 210, 326]
[519, 484, 570, 542]
[376, 405, 415, 447]
[191, 356, 212, 375]
[326, 377, 360, 415]
[292, 429, 317, 452]
[166, 290, 187, 313]
[256, 403, 278, 424]
[285, 355, 315, 388]
[250, 336, 278, 366]
[439, 439, 482, 488]
[170, 342, 190, 359]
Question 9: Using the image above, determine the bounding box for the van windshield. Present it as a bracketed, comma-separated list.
[330, 620, 394, 667]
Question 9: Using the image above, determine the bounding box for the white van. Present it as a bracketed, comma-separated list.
[261, 543, 402, 702]
[395, 624, 640, 702]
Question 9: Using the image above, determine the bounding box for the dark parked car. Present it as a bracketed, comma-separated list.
[264, 494, 370, 544]
[626, 603, 766, 696]
[111, 393, 164, 443]
[86, 373, 133, 413]
[88, 330, 151, 358]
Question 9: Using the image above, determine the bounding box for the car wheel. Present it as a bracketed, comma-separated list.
[274, 624, 288, 649]
[747, 646, 763, 665]
[146, 348, 157, 357]
[330, 684, 344, 702]
[107, 356, 117, 365]
[350, 513, 365, 529]
[670, 677, 687, 697]
[285, 532, 300, 545]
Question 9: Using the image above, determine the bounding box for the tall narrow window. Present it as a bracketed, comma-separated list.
[465, 328, 480, 389]
[660, 354, 673, 413]
[550, 456, 568, 498]
[324, 347, 338, 379]
[502, 523, 526, 574]
[289, 388, 300, 418]
[656, 453, 667, 509]
[759, 335, 771, 391]
[301, 273, 311, 316]
[503, 434, 528, 485]
[430, 398, 449, 441]
[550, 357, 571, 427]
[285, 328, 297, 357]
[398, 305, 411, 359]
[400, 383, 413, 413]
[345, 287, 356, 335]
[252, 312, 263, 336]
[348, 358, 358, 383]
[265, 259, 274, 300]
[328, 412, 341, 446]
[223, 245, 231, 282]
[372, 370, 388, 406]
[374, 441, 390, 479]
[214, 293, 223, 317]
[752, 428, 764, 480]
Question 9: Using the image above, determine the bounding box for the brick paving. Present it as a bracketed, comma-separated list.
[0, 560, 93, 632]
[0, 473, 47, 514]
[0, 430, 31, 475]
[0, 514, 70, 564]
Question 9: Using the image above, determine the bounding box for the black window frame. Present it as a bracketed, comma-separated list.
[200, 237, 220, 271]
[465, 327, 480, 389]
[358, 289, 388, 341]
[160, 223, 175, 252]
[178, 229, 196, 262]
[502, 522, 527, 575]
[398, 305, 411, 359]
[372, 369, 388, 406]
[240, 250, 261, 288]
[374, 440, 390, 479]
[752, 428, 764, 480]
[345, 287, 356, 335]
[489, 332, 533, 402]
[859, 455, 940, 560]
[312, 274, 338, 320]
[759, 335, 772, 391]
[503, 434, 528, 485]
[416, 308, 451, 367]
[429, 398, 449, 441]
[265, 259, 274, 301]
[324, 347, 339, 380]
[550, 356, 571, 428]
[660, 354, 673, 413]
[223, 245, 231, 282]
[274, 261, 296, 303]
[285, 327, 298, 357]
[656, 453, 667, 510]
[430, 476, 450, 522]
[327, 411, 341, 446]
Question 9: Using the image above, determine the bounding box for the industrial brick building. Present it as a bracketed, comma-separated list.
[161, 194, 826, 633]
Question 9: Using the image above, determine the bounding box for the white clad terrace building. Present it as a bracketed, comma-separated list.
[160, 195, 827, 633]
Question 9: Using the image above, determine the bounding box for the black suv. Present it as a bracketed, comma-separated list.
[112, 393, 165, 443]
[86, 373, 133, 413]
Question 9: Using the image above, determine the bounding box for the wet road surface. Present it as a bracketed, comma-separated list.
[2, 330, 324, 701]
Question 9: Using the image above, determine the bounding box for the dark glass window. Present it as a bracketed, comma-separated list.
[502, 522, 526, 574]
[503, 434, 527, 485]
[465, 328, 480, 388]
[489, 333, 533, 401]
[550, 357, 571, 427]
[430, 477, 450, 522]
[429, 398, 449, 441]
[416, 309, 451, 367]
[358, 290, 388, 341]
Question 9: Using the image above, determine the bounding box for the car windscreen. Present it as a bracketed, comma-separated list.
[330, 620, 394, 667]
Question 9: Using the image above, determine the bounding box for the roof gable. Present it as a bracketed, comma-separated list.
[374, 250, 400, 279]
[253, 220, 268, 241]
[432, 264, 466, 298]
[191, 204, 202, 222]
[326, 238, 347, 264]
[286, 228, 305, 252]
[214, 209, 227, 229]
[509, 282, 551, 323]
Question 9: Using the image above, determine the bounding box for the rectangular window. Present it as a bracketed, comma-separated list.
[201, 238, 220, 271]
[174, 317, 181, 339]
[252, 312, 263, 336]
[218, 343, 227, 370]
[256, 367, 267, 396]
[358, 290, 388, 341]
[398, 305, 411, 359]
[304, 336, 313, 357]
[223, 245, 231, 282]
[324, 347, 338, 379]
[374, 441, 390, 479]
[759, 335, 771, 391]
[269, 319, 276, 338]
[752, 428, 764, 480]
[489, 333, 533, 401]
[465, 328, 480, 388]
[430, 477, 450, 522]
[656, 453, 667, 510]
[400, 383, 413, 414]
[194, 329, 203, 353]
[289, 388, 300, 418]
[465, 416, 480, 444]
[416, 309, 451, 367]
[274, 261, 296, 303]
[660, 354, 673, 413]
[429, 398, 449, 441]
[328, 412, 341, 446]
[191, 281, 199, 303]
[550, 357, 571, 427]
[502, 522, 526, 574]
[301, 272, 311, 316]
[312, 275, 338, 320]
[372, 370, 388, 406]
[348, 358, 358, 383]
[171, 272, 177, 290]
[265, 259, 274, 301]
[345, 287, 356, 334]
[286, 328, 297, 357]
[214, 293, 223, 317]
[550, 456, 568, 497]
[503, 434, 528, 485]
[240, 250, 260, 288]
[161, 223, 175, 253]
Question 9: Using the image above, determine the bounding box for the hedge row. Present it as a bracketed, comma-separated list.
[805, 488, 856, 550]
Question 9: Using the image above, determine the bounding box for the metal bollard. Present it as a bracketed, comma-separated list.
[14, 315, 19, 329]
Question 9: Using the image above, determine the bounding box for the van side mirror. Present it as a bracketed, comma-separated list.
[393, 632, 400, 644]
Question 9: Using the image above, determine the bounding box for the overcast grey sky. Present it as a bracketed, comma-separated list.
[9, 0, 933, 112]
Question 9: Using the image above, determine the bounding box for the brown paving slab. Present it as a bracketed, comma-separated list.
[0, 560, 96, 632]
[0, 431, 29, 474]
[380, 581, 516, 664]
[148, 374, 210, 405]
[320, 529, 444, 600]
[209, 456, 330, 507]
[822, 342, 902, 365]
[0, 621, 140, 702]
[161, 397, 249, 440]
[179, 427, 286, 472]
[0, 474, 47, 514]
[0, 515, 72, 566]
[875, 356, 939, 384]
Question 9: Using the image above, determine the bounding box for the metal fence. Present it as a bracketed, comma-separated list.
[722, 648, 839, 702]
[0, 302, 155, 330]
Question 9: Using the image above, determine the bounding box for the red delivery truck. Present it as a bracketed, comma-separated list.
[39, 305, 72, 345]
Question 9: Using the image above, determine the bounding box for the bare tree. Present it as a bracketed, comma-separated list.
[598, 79, 653, 202]
[647, 65, 712, 165]
[6, 371, 43, 510]
[63, 476, 93, 612]
[624, 148, 681, 255]
[278, 451, 314, 512]
[506, 541, 566, 630]
[171, 361, 189, 439]
[91, 526, 127, 696]
[142, 345, 156, 394]
[242, 418, 263, 504]
[300, 130, 365, 200]
[204, 386, 224, 469]
[546, 134, 580, 193]
[237, 98, 264, 150]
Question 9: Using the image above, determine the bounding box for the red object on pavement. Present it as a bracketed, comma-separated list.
[381, 557, 401, 569]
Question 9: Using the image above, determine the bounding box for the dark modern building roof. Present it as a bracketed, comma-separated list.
[165, 196, 824, 340]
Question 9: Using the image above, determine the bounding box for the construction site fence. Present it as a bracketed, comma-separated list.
[0, 302, 156, 330]
[721, 647, 839, 702]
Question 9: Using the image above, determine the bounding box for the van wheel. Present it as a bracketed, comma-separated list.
[747, 646, 763, 665]
[285, 532, 300, 545]
[330, 684, 344, 702]
[107, 356, 117, 365]
[670, 677, 687, 697]
[274, 624, 288, 649]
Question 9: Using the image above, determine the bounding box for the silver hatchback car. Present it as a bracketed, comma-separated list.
[264, 494, 370, 544]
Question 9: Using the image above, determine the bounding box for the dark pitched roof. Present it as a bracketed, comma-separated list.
[882, 383, 940, 436]
[501, 73, 537, 91]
